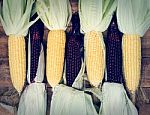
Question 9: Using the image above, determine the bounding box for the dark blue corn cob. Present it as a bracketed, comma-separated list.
[29, 13, 44, 83]
[105, 13, 123, 83]
[65, 13, 84, 86]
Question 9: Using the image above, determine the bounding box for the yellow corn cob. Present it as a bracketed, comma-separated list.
[122, 34, 141, 94]
[46, 30, 66, 87]
[8, 35, 26, 93]
[85, 31, 105, 87]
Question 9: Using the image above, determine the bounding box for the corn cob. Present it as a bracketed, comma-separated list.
[65, 13, 83, 86]
[105, 13, 123, 83]
[36, 0, 71, 87]
[46, 30, 66, 87]
[8, 35, 26, 93]
[122, 34, 141, 94]
[29, 13, 44, 83]
[85, 31, 105, 87]
[0, 0, 37, 94]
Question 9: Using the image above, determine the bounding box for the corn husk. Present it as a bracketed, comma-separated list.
[0, 0, 38, 93]
[117, 0, 150, 96]
[36, 0, 72, 87]
[17, 83, 47, 115]
[79, 0, 117, 33]
[36, 0, 72, 30]
[0, 0, 38, 36]
[117, 0, 150, 36]
[99, 83, 138, 115]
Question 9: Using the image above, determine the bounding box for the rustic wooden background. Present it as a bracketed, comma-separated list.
[0, 0, 150, 114]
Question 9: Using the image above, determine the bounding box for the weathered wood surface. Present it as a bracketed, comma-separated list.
[142, 58, 150, 77]
[0, 0, 150, 114]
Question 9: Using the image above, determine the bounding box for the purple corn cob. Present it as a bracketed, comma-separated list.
[29, 13, 44, 83]
[65, 13, 84, 86]
[105, 13, 123, 83]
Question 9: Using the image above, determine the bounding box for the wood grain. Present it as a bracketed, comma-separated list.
[0, 0, 149, 107]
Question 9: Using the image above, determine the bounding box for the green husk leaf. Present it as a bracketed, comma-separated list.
[0, 0, 37, 36]
[79, 0, 117, 33]
[117, 0, 150, 36]
[36, 0, 72, 30]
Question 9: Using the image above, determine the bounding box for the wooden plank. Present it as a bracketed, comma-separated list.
[143, 29, 150, 38]
[139, 104, 150, 115]
[141, 79, 150, 88]
[0, 68, 10, 79]
[0, 25, 5, 34]
[142, 37, 150, 49]
[0, 35, 8, 58]
[0, 67, 11, 87]
[141, 58, 150, 88]
[0, 81, 12, 87]
[139, 87, 150, 104]
[142, 48, 150, 58]
[0, 103, 16, 115]
[43, 28, 49, 41]
[0, 58, 9, 68]
[141, 37, 150, 58]
[141, 58, 150, 80]
[0, 57, 12, 87]
[0, 58, 11, 88]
